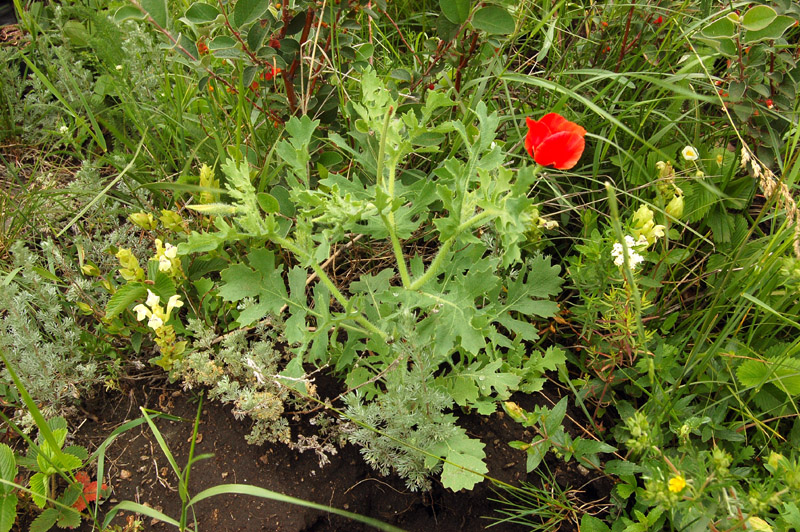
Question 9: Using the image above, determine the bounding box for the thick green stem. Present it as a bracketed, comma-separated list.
[381, 165, 412, 288]
[375, 106, 393, 188]
[271, 235, 387, 340]
[409, 238, 453, 291]
[408, 209, 499, 291]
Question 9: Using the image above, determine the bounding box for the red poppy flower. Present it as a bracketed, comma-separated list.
[524, 113, 586, 170]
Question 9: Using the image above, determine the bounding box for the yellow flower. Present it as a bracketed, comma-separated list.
[668, 475, 687, 493]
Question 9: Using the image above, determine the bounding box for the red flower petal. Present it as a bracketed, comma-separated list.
[540, 113, 586, 138]
[532, 131, 585, 170]
[525, 117, 552, 157]
[524, 113, 586, 169]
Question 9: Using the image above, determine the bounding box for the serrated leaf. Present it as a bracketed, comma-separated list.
[431, 430, 487, 491]
[439, 0, 470, 24]
[56, 506, 81, 529]
[140, 0, 168, 27]
[737, 357, 800, 395]
[233, 0, 269, 28]
[0, 494, 18, 532]
[29, 508, 58, 532]
[219, 264, 263, 301]
[284, 266, 308, 344]
[30, 472, 48, 508]
[184, 3, 220, 24]
[604, 459, 641, 476]
[0, 445, 17, 487]
[471, 6, 515, 34]
[151, 272, 177, 302]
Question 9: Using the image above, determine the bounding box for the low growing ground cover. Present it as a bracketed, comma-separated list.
[1, 0, 799, 530]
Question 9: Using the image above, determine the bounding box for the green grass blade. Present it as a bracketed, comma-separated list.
[188, 484, 407, 532]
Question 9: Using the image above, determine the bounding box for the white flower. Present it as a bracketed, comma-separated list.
[682, 146, 699, 161]
[158, 255, 172, 272]
[115, 64, 123, 71]
[147, 314, 164, 330]
[132, 304, 149, 321]
[145, 289, 160, 308]
[611, 235, 645, 269]
[59, 125, 69, 134]
[163, 242, 177, 259]
[166, 294, 183, 317]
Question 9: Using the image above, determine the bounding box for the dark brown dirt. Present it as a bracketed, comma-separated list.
[65, 374, 612, 532]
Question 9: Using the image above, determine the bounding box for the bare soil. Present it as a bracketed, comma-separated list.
[61, 373, 612, 532]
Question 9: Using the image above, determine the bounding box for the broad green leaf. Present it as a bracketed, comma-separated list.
[256, 193, 280, 214]
[737, 357, 800, 395]
[439, 0, 470, 24]
[233, 0, 269, 28]
[284, 266, 308, 344]
[544, 397, 568, 435]
[471, 6, 515, 34]
[209, 35, 237, 50]
[581, 514, 611, 532]
[702, 17, 735, 38]
[185, 3, 220, 24]
[151, 272, 177, 302]
[105, 283, 146, 319]
[219, 264, 263, 301]
[525, 437, 549, 471]
[744, 15, 795, 43]
[114, 5, 146, 22]
[0, 494, 18, 532]
[140, 0, 168, 27]
[741, 5, 777, 31]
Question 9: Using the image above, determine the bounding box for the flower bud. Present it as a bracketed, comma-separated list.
[159, 210, 185, 232]
[666, 194, 684, 219]
[80, 263, 101, 276]
[128, 212, 157, 230]
[503, 402, 527, 423]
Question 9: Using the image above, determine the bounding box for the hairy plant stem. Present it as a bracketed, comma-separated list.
[270, 235, 387, 340]
[408, 209, 498, 291]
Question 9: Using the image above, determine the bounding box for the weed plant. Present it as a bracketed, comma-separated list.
[1, 0, 799, 530]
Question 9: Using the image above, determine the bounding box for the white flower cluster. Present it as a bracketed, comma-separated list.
[611, 235, 646, 269]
